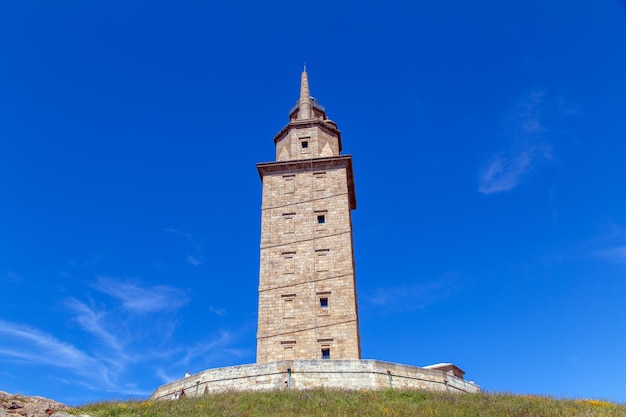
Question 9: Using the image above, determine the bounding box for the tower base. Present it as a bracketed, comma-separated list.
[149, 359, 479, 400]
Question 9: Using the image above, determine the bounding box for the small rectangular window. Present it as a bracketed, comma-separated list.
[301, 141, 308, 149]
[283, 175, 295, 194]
[317, 214, 325, 224]
[282, 252, 296, 274]
[283, 298, 295, 319]
[283, 345, 294, 360]
[315, 249, 330, 272]
[320, 297, 329, 308]
[314, 172, 326, 191]
[321, 348, 330, 360]
[283, 213, 295, 234]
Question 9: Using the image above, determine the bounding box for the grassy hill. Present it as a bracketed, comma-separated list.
[73, 389, 626, 417]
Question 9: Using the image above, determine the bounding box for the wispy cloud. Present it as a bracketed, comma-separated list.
[363, 274, 459, 314]
[164, 228, 193, 239]
[478, 88, 556, 194]
[5, 270, 21, 282]
[175, 330, 233, 366]
[187, 255, 202, 266]
[588, 224, 626, 264]
[595, 246, 626, 263]
[478, 144, 552, 194]
[59, 276, 239, 393]
[64, 298, 125, 352]
[0, 320, 113, 387]
[594, 239, 626, 263]
[209, 307, 227, 316]
[94, 276, 189, 313]
[153, 329, 250, 383]
[567, 224, 626, 266]
[164, 228, 205, 267]
[1, 267, 240, 399]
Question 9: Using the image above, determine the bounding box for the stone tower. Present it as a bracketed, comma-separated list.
[149, 70, 479, 400]
[256, 69, 361, 363]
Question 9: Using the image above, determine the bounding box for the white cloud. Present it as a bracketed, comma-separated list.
[187, 255, 202, 266]
[152, 329, 249, 383]
[363, 275, 459, 313]
[64, 299, 125, 352]
[175, 330, 249, 368]
[595, 246, 626, 264]
[478, 144, 552, 194]
[5, 271, 21, 282]
[585, 224, 626, 265]
[0, 320, 114, 387]
[209, 307, 227, 316]
[1, 271, 238, 399]
[94, 276, 189, 313]
[164, 228, 193, 239]
[164, 228, 205, 267]
[478, 151, 531, 194]
[478, 88, 555, 194]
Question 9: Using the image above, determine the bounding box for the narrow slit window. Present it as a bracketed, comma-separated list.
[321, 348, 331, 360]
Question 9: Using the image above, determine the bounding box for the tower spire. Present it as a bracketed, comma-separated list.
[298, 65, 311, 120]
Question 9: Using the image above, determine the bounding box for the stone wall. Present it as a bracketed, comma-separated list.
[256, 157, 360, 362]
[149, 360, 480, 400]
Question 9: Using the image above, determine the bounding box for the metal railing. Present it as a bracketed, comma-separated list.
[289, 97, 326, 115]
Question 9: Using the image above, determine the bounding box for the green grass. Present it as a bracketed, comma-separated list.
[72, 389, 626, 417]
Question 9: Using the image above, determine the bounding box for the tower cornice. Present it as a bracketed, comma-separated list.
[256, 155, 356, 210]
[272, 119, 343, 153]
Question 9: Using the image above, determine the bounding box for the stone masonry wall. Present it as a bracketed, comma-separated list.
[257, 157, 360, 362]
[275, 121, 341, 162]
[149, 360, 480, 400]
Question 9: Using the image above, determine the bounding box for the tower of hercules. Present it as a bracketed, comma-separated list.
[149, 70, 479, 399]
[256, 69, 361, 362]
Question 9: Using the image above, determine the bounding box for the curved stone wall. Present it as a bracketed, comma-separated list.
[150, 359, 479, 400]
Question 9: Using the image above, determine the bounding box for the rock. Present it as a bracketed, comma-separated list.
[0, 391, 68, 417]
[8, 402, 24, 409]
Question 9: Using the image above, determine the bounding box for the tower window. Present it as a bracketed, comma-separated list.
[317, 214, 325, 224]
[282, 252, 296, 274]
[282, 175, 295, 194]
[321, 348, 331, 360]
[283, 298, 295, 319]
[315, 249, 330, 272]
[283, 213, 295, 234]
[320, 297, 329, 308]
[283, 345, 294, 360]
[301, 141, 308, 149]
[313, 172, 326, 191]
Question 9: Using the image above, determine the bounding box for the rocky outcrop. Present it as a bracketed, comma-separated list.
[0, 391, 69, 417]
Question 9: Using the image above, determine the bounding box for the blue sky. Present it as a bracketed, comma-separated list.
[1, 0, 626, 405]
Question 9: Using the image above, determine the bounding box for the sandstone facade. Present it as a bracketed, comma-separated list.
[149, 360, 480, 400]
[256, 69, 360, 362]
